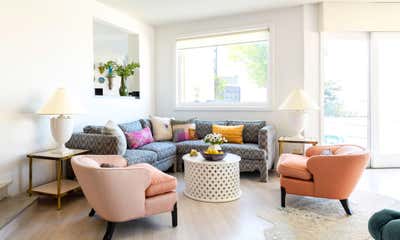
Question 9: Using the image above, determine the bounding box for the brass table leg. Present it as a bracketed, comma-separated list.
[57, 159, 62, 210]
[28, 157, 32, 196]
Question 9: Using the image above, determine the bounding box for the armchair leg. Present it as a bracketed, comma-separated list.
[340, 199, 352, 215]
[171, 203, 178, 227]
[281, 187, 286, 208]
[89, 208, 96, 217]
[103, 222, 116, 240]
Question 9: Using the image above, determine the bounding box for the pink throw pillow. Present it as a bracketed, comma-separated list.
[125, 127, 154, 149]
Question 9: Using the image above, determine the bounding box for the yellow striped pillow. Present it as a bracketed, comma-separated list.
[212, 124, 244, 144]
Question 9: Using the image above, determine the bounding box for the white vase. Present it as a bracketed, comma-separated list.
[208, 144, 222, 151]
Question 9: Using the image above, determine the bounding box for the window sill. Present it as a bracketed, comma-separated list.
[175, 104, 273, 112]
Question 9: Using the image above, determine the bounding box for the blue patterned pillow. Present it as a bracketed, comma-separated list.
[118, 120, 143, 133]
[227, 120, 266, 143]
[195, 120, 227, 139]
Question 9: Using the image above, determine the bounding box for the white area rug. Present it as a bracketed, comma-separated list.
[259, 191, 400, 240]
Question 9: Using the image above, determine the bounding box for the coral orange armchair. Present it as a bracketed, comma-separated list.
[277, 145, 370, 215]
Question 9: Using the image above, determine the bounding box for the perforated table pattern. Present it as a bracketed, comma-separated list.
[183, 153, 241, 202]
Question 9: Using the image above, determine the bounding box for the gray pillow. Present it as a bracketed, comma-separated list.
[83, 125, 104, 134]
[103, 120, 127, 155]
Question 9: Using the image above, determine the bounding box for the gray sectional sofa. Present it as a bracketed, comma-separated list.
[66, 119, 277, 182]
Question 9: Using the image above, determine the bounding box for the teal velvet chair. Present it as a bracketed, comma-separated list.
[369, 209, 400, 240]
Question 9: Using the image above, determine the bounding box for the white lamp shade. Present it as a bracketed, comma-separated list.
[279, 89, 319, 111]
[37, 88, 84, 115]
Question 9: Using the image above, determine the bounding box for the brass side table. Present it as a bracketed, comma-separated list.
[27, 148, 89, 210]
[278, 136, 318, 156]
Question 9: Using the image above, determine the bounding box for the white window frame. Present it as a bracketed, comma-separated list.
[174, 25, 275, 111]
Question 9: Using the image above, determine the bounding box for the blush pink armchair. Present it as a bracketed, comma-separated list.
[277, 145, 370, 215]
[71, 155, 178, 240]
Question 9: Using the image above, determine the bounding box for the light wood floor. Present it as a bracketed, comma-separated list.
[1, 169, 399, 240]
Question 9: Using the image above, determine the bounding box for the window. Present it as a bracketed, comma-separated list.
[176, 29, 271, 109]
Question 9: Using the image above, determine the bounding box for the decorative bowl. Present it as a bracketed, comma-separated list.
[201, 151, 226, 161]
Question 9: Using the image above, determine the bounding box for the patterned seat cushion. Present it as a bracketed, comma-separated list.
[118, 120, 143, 133]
[124, 149, 158, 165]
[194, 120, 227, 139]
[139, 141, 176, 160]
[221, 143, 266, 160]
[175, 140, 209, 154]
[227, 120, 266, 143]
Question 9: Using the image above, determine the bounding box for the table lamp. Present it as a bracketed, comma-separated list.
[37, 88, 84, 154]
[279, 89, 319, 139]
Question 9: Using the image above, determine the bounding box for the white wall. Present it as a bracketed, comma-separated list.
[320, 2, 400, 32]
[155, 6, 319, 137]
[0, 0, 155, 196]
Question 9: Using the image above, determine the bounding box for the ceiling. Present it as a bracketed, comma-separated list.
[99, 0, 400, 26]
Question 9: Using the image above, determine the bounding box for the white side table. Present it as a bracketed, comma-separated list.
[182, 153, 241, 202]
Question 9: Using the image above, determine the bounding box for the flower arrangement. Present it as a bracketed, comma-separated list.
[203, 133, 227, 145]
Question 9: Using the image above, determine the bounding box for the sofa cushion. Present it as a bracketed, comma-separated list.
[129, 163, 177, 197]
[277, 154, 312, 180]
[119, 120, 143, 133]
[140, 119, 152, 131]
[83, 125, 104, 134]
[124, 149, 158, 165]
[221, 143, 266, 160]
[139, 141, 176, 160]
[227, 120, 266, 143]
[175, 140, 209, 155]
[103, 120, 127, 155]
[195, 120, 227, 139]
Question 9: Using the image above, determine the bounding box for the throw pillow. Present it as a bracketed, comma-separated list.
[212, 124, 244, 144]
[171, 118, 197, 142]
[103, 120, 127, 155]
[150, 116, 174, 141]
[125, 127, 154, 149]
[320, 149, 333, 155]
[100, 163, 115, 168]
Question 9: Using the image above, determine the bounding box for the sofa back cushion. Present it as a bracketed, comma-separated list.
[140, 119, 152, 132]
[195, 120, 227, 139]
[227, 120, 266, 143]
[83, 125, 105, 134]
[119, 120, 143, 133]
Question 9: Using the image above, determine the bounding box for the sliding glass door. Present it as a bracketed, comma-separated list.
[322, 32, 400, 168]
[371, 33, 400, 167]
[321, 33, 369, 148]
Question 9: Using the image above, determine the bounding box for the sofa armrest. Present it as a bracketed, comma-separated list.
[66, 133, 122, 155]
[258, 124, 277, 169]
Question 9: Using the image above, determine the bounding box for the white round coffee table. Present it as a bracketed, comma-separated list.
[182, 153, 241, 202]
